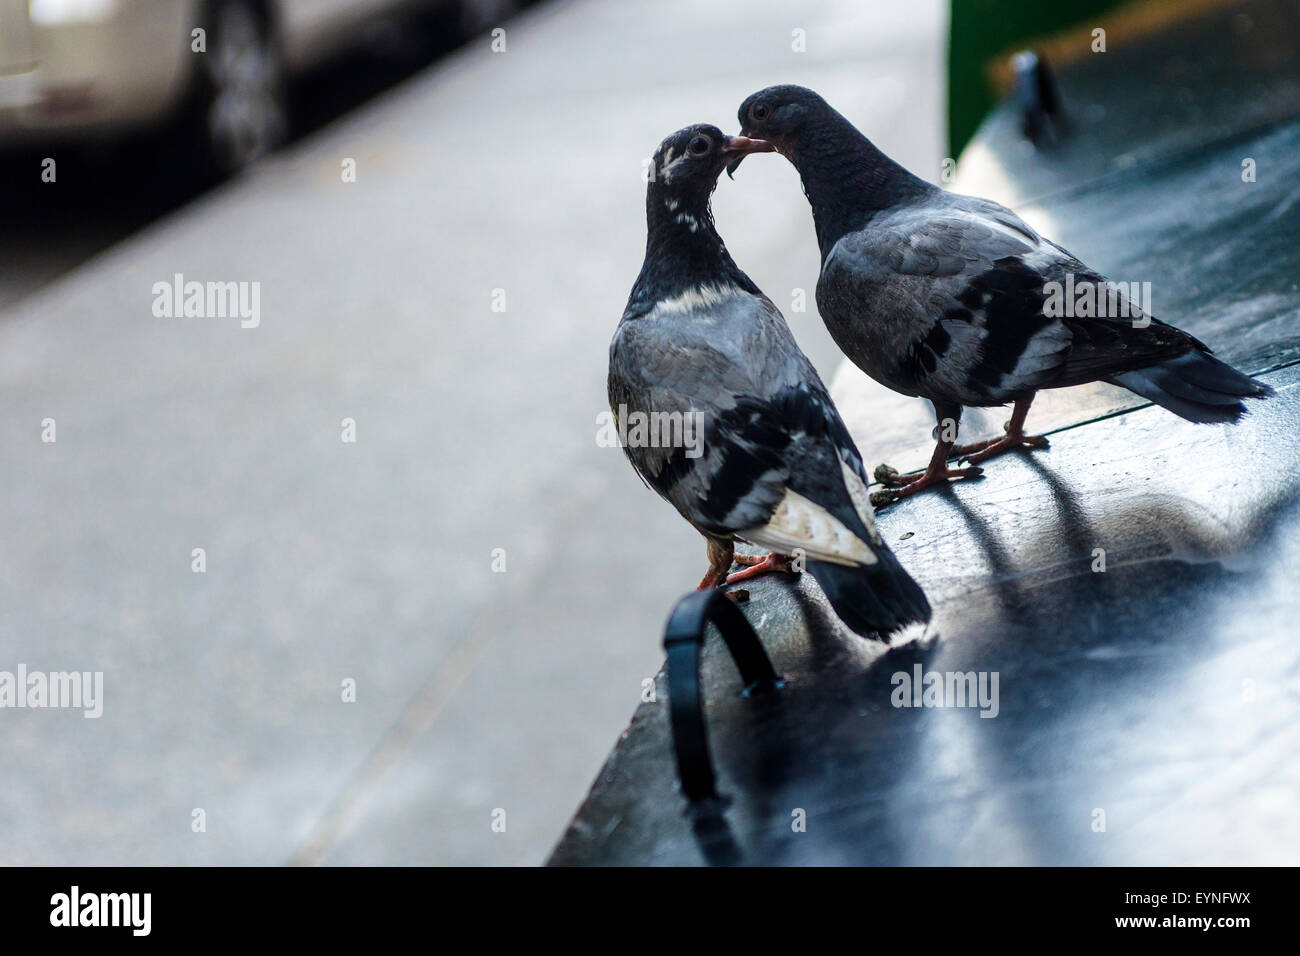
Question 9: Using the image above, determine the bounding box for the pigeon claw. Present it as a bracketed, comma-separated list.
[958, 431, 1050, 466]
[874, 462, 985, 507]
[724, 551, 796, 585]
[696, 567, 730, 590]
[870, 488, 901, 508]
[876, 463, 944, 488]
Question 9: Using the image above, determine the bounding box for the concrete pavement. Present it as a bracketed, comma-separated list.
[0, 0, 946, 864]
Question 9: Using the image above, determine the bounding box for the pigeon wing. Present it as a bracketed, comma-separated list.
[608, 294, 884, 564]
[821, 196, 1198, 405]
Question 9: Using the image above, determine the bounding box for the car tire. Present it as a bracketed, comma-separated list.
[185, 0, 289, 179]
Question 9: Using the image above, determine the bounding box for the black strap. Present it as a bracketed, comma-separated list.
[662, 589, 782, 806]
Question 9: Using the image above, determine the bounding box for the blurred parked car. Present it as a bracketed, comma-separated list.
[0, 0, 511, 175]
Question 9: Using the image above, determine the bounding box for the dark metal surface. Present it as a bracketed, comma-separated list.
[551, 364, 1300, 866]
[548, 0, 1300, 866]
[961, 0, 1300, 205]
[959, 0, 1300, 378]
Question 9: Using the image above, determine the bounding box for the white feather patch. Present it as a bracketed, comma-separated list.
[659, 149, 688, 183]
[741, 488, 877, 567]
[839, 460, 882, 544]
[656, 283, 740, 314]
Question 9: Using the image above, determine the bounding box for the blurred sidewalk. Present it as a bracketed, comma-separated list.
[0, 0, 945, 865]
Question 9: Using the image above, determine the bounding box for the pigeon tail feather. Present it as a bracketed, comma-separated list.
[1109, 351, 1273, 424]
[807, 552, 931, 639]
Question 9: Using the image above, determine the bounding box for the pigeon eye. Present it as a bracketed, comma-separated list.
[688, 135, 711, 156]
[750, 103, 770, 122]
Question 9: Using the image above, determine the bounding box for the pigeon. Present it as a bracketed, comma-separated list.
[607, 124, 931, 638]
[731, 85, 1273, 504]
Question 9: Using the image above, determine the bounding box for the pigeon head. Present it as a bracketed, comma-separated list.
[730, 85, 832, 174]
[649, 124, 774, 203]
[734, 85, 932, 250]
[628, 125, 768, 316]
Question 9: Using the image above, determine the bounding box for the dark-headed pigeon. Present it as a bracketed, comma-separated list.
[608, 124, 930, 638]
[732, 85, 1272, 504]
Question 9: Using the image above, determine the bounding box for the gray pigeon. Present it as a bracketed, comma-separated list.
[608, 124, 930, 638]
[732, 85, 1273, 504]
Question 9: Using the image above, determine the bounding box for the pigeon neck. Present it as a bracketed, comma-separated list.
[626, 191, 754, 316]
[788, 118, 934, 257]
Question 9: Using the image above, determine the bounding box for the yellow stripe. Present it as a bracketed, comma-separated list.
[985, 0, 1251, 95]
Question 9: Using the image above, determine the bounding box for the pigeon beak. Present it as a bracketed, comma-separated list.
[724, 135, 775, 179]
